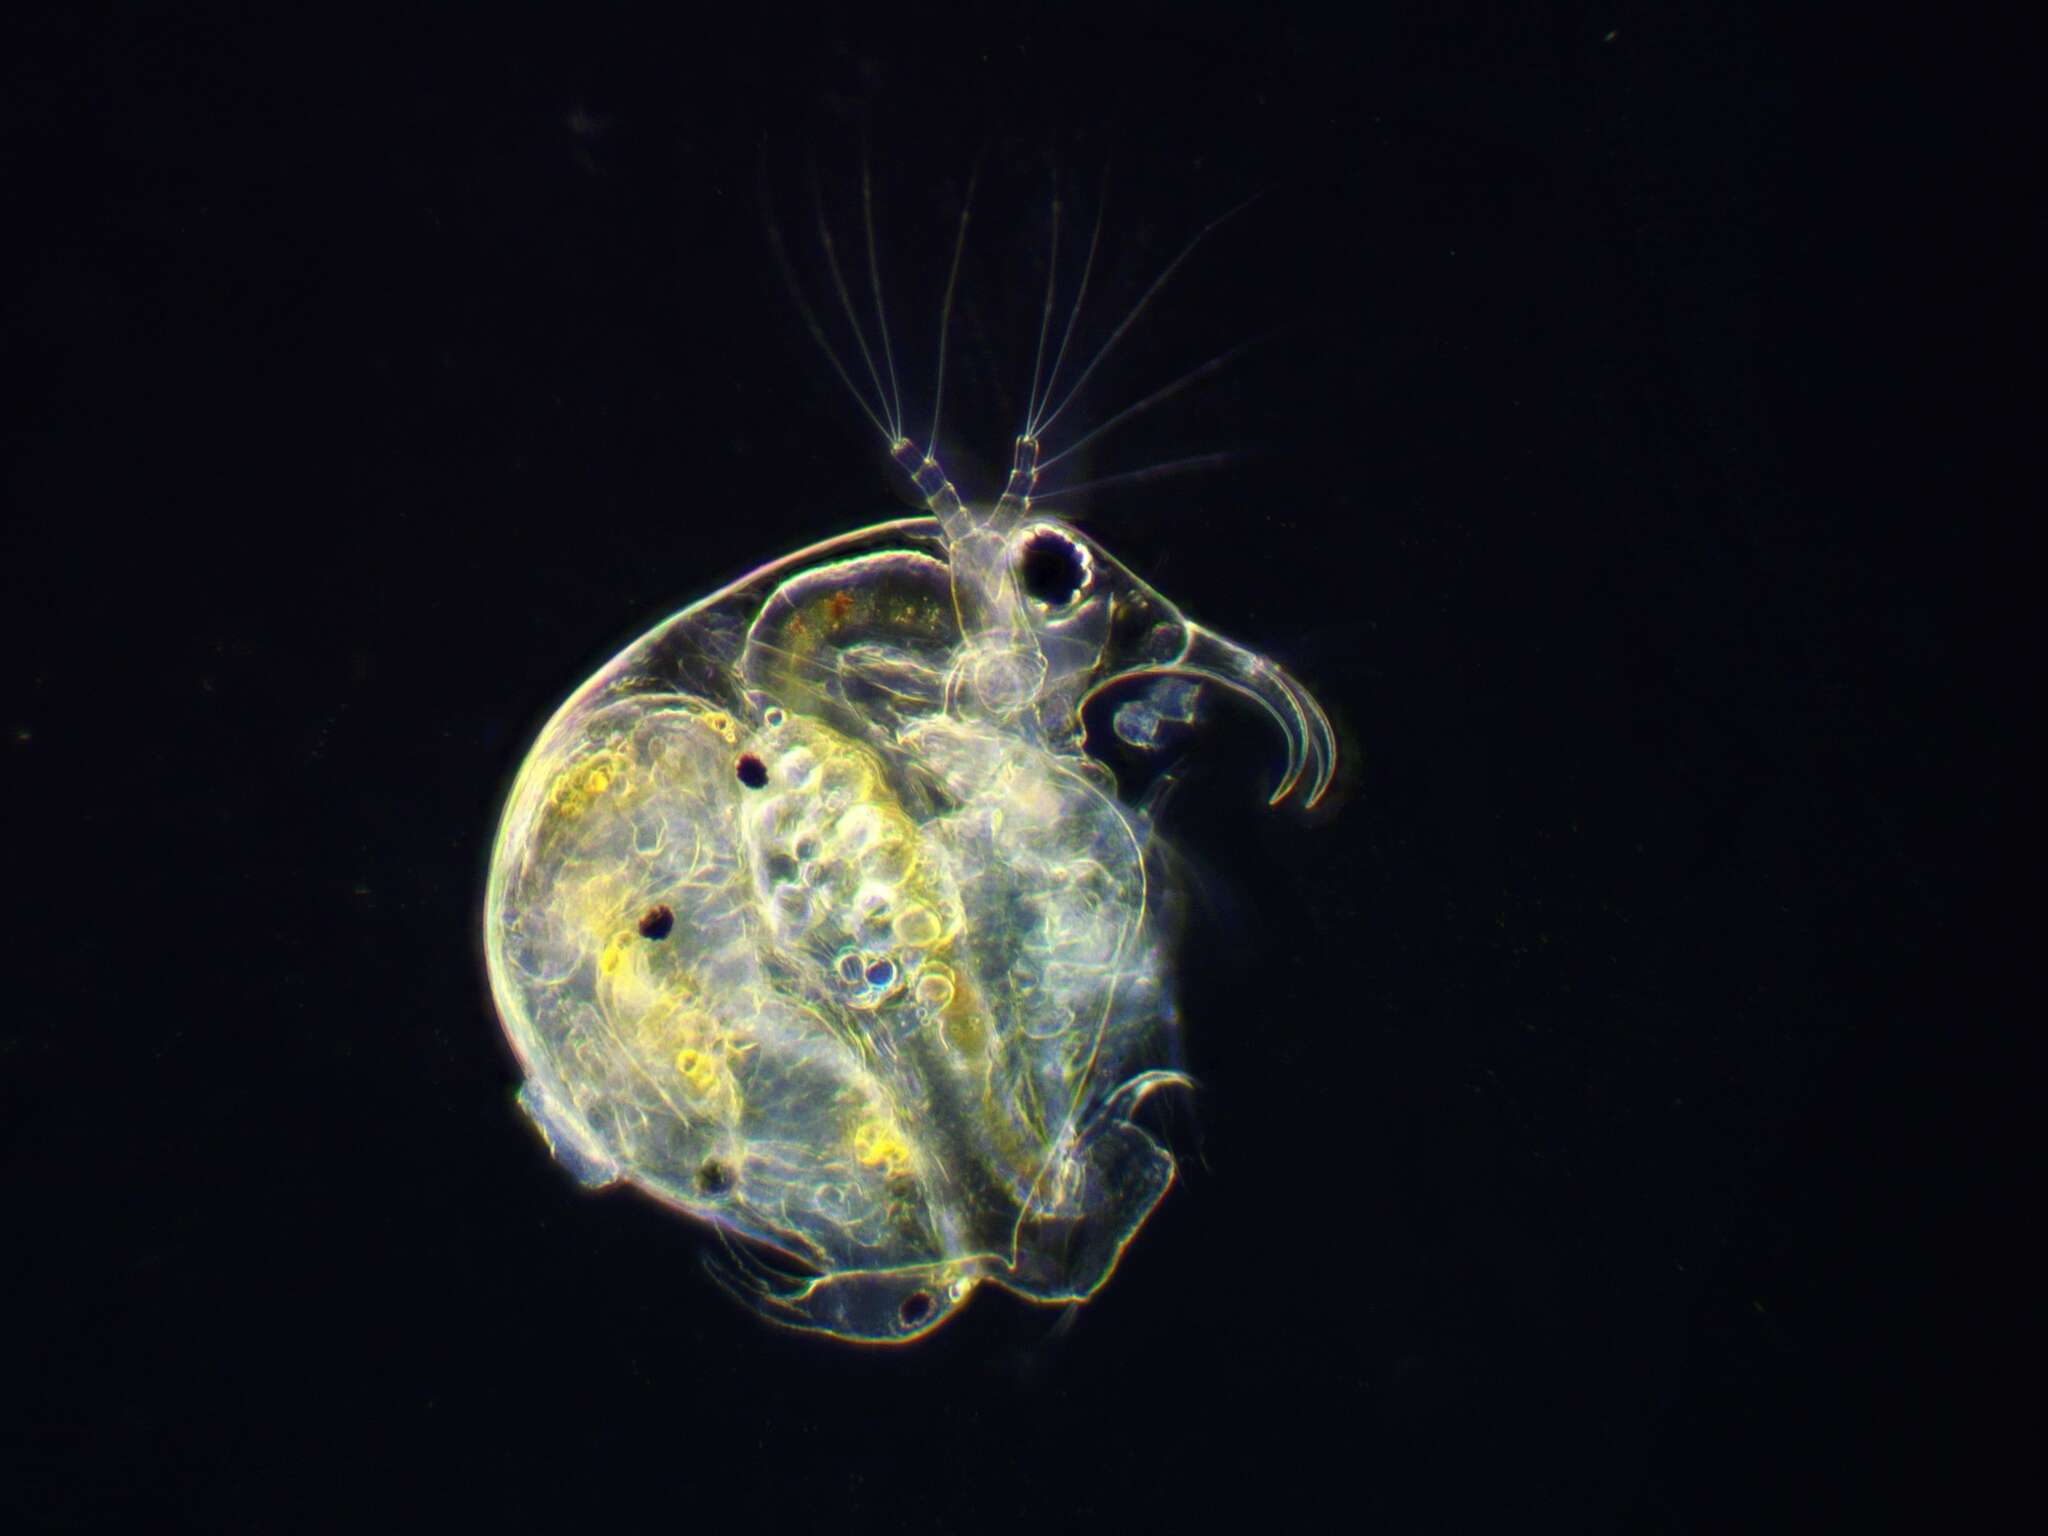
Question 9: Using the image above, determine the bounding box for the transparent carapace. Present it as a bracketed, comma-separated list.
[484, 156, 1336, 1341]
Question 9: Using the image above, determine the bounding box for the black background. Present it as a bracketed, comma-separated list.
[3, 5, 1997, 1531]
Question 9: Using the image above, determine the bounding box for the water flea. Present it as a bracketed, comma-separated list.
[483, 157, 1336, 1344]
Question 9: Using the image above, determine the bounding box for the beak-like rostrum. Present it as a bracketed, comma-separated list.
[1081, 621, 1337, 810]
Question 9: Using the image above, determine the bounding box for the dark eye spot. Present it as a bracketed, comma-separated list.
[1018, 530, 1087, 606]
[637, 904, 674, 940]
[865, 959, 896, 988]
[735, 754, 768, 788]
[899, 1290, 934, 1328]
[696, 1159, 732, 1195]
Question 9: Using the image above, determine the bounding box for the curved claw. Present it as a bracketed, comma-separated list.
[1081, 625, 1336, 809]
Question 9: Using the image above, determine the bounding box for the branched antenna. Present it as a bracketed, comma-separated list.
[1032, 190, 1263, 446]
[1027, 163, 1109, 442]
[1023, 175, 1064, 443]
[1031, 451, 1245, 505]
[759, 143, 894, 444]
[927, 152, 983, 460]
[859, 137, 905, 448]
[1036, 332, 1275, 478]
[812, 157, 901, 446]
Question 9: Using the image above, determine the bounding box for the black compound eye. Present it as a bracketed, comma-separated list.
[637, 904, 675, 940]
[735, 754, 768, 788]
[899, 1290, 934, 1328]
[1017, 529, 1088, 606]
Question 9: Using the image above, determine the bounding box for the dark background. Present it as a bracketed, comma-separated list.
[3, 5, 1995, 1531]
